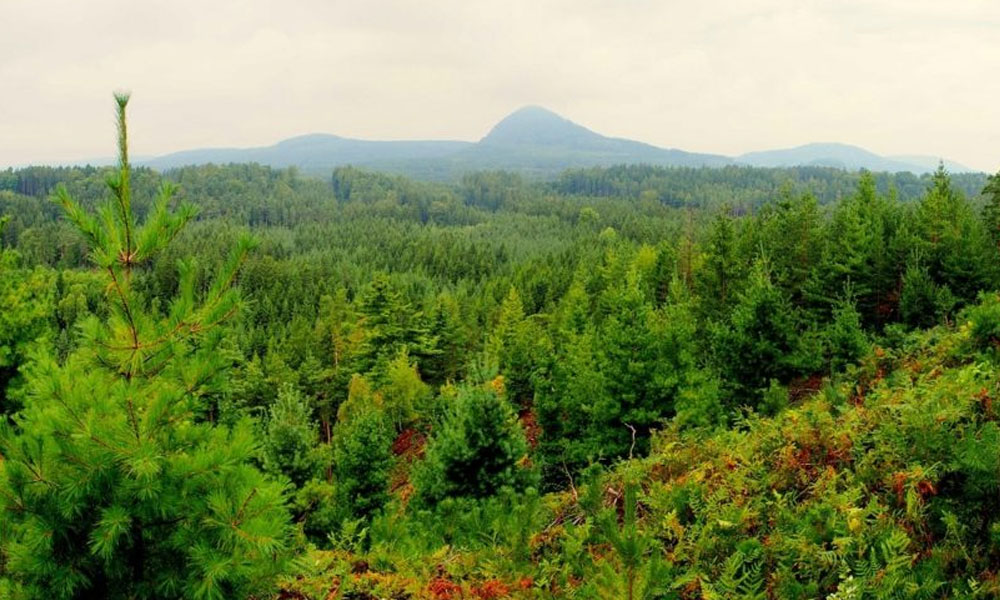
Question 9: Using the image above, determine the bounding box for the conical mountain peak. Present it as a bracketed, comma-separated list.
[480, 106, 603, 146]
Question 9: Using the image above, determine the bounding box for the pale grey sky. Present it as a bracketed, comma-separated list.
[3, 0, 999, 171]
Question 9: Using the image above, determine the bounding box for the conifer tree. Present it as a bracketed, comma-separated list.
[713, 259, 800, 408]
[982, 170, 1000, 251]
[261, 383, 321, 488]
[825, 296, 869, 372]
[487, 287, 550, 407]
[414, 384, 535, 505]
[330, 408, 393, 523]
[696, 205, 743, 319]
[915, 166, 996, 304]
[0, 94, 291, 600]
[357, 273, 438, 381]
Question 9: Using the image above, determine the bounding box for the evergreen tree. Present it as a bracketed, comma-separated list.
[982, 170, 1000, 252]
[825, 296, 869, 372]
[915, 166, 996, 304]
[487, 287, 550, 407]
[755, 188, 823, 307]
[331, 409, 393, 523]
[314, 288, 362, 441]
[598, 272, 706, 453]
[696, 205, 743, 320]
[261, 383, 321, 488]
[379, 348, 432, 430]
[809, 171, 897, 325]
[0, 94, 291, 600]
[899, 257, 944, 328]
[414, 384, 534, 505]
[356, 273, 438, 381]
[535, 326, 610, 482]
[713, 260, 800, 408]
[420, 291, 468, 385]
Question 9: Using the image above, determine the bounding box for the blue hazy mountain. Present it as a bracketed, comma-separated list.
[143, 106, 730, 177]
[738, 143, 973, 174]
[438, 106, 732, 173]
[143, 134, 471, 172]
[138, 110, 976, 178]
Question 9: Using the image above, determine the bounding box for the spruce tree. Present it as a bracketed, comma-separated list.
[330, 409, 393, 523]
[0, 94, 292, 600]
[712, 260, 800, 408]
[414, 384, 534, 505]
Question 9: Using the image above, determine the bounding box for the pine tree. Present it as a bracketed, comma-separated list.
[331, 409, 393, 523]
[982, 170, 1000, 252]
[900, 257, 943, 328]
[357, 273, 438, 381]
[713, 260, 800, 408]
[487, 287, 550, 407]
[261, 383, 321, 488]
[825, 296, 869, 372]
[915, 166, 996, 305]
[414, 384, 535, 505]
[755, 188, 823, 307]
[0, 94, 292, 600]
[696, 205, 743, 319]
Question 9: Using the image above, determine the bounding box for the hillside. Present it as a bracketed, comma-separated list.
[278, 300, 1000, 598]
[4, 137, 1000, 598]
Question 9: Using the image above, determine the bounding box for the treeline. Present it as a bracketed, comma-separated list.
[2, 117, 1000, 598]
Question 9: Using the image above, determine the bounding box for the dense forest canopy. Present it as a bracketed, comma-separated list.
[3, 99, 1000, 598]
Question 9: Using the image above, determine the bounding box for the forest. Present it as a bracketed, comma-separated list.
[3, 95, 1000, 599]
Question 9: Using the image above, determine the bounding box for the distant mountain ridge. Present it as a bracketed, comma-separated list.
[737, 142, 973, 174]
[138, 108, 977, 178]
[144, 134, 471, 172]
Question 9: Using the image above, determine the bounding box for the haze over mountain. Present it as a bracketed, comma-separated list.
[737, 143, 973, 174]
[139, 108, 975, 179]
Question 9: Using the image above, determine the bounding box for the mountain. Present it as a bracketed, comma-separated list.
[136, 110, 978, 179]
[143, 134, 471, 172]
[142, 106, 731, 178]
[737, 143, 972, 174]
[440, 106, 732, 173]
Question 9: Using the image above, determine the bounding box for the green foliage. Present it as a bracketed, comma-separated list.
[487, 287, 551, 407]
[593, 477, 673, 600]
[261, 383, 321, 488]
[712, 260, 801, 408]
[379, 349, 432, 430]
[331, 408, 393, 523]
[900, 257, 946, 328]
[5, 117, 1000, 597]
[0, 95, 291, 600]
[414, 384, 535, 505]
[0, 251, 54, 411]
[356, 273, 438, 382]
[825, 297, 869, 371]
[961, 291, 1000, 353]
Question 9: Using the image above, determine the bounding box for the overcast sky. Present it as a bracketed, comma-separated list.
[3, 0, 999, 171]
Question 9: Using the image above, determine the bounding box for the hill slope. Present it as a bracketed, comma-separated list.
[281, 294, 1000, 598]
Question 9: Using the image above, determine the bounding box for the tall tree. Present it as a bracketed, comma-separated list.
[0, 94, 291, 600]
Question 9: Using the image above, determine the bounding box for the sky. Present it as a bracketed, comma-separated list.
[3, 0, 999, 171]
